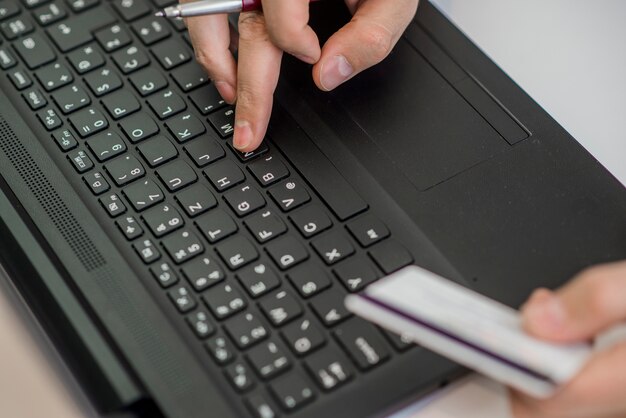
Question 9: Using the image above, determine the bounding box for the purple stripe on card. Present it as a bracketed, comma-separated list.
[358, 293, 553, 384]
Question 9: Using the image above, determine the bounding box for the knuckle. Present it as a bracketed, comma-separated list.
[358, 21, 393, 63]
[236, 84, 258, 111]
[238, 12, 270, 42]
[578, 267, 615, 316]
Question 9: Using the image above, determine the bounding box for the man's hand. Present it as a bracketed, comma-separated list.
[512, 261, 626, 418]
[186, 0, 420, 152]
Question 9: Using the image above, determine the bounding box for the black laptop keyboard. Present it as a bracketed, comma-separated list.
[1, 0, 417, 415]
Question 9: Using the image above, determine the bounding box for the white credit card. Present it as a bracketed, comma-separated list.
[345, 265, 592, 398]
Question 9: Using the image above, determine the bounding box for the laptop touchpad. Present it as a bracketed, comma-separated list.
[332, 34, 509, 191]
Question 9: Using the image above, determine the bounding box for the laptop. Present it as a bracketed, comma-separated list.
[0, 0, 624, 417]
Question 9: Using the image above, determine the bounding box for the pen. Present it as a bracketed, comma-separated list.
[155, 0, 318, 19]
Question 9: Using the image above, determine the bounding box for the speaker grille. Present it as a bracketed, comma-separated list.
[0, 116, 105, 271]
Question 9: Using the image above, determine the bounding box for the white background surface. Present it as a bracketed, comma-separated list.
[1, 1, 625, 417]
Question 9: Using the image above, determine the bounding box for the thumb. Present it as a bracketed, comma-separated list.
[312, 0, 418, 91]
[521, 261, 626, 343]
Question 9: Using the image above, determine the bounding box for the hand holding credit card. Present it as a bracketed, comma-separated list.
[345, 266, 592, 398]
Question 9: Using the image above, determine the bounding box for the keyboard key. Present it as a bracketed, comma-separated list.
[52, 84, 91, 114]
[147, 88, 186, 119]
[224, 184, 266, 217]
[189, 85, 225, 115]
[225, 361, 254, 393]
[129, 67, 168, 96]
[205, 334, 235, 365]
[8, 68, 32, 90]
[0, 47, 17, 69]
[119, 112, 159, 143]
[22, 0, 48, 8]
[247, 153, 289, 187]
[224, 312, 268, 349]
[67, 44, 104, 75]
[35, 62, 72, 91]
[286, 262, 331, 298]
[137, 135, 178, 167]
[65, 0, 99, 12]
[132, 238, 159, 263]
[237, 262, 280, 298]
[269, 373, 315, 412]
[227, 139, 268, 162]
[244, 209, 287, 243]
[289, 205, 332, 238]
[37, 107, 62, 130]
[165, 112, 206, 143]
[84, 171, 110, 195]
[368, 239, 413, 274]
[245, 392, 279, 418]
[67, 149, 93, 173]
[186, 310, 215, 339]
[162, 229, 203, 264]
[112, 44, 149, 74]
[269, 179, 310, 212]
[47, 8, 115, 52]
[266, 235, 309, 270]
[195, 208, 237, 243]
[1, 17, 33, 40]
[151, 38, 190, 69]
[33, 1, 66, 26]
[156, 160, 197, 192]
[184, 137, 225, 167]
[69, 107, 108, 137]
[102, 90, 141, 120]
[207, 105, 234, 138]
[115, 214, 143, 240]
[203, 160, 245, 191]
[14, 35, 55, 69]
[310, 289, 351, 327]
[334, 318, 390, 371]
[346, 214, 390, 247]
[259, 290, 302, 327]
[311, 231, 355, 265]
[281, 317, 325, 356]
[86, 131, 126, 161]
[84, 66, 122, 97]
[216, 235, 259, 270]
[104, 154, 145, 186]
[132, 16, 170, 45]
[247, 340, 290, 379]
[99, 193, 126, 217]
[173, 184, 216, 217]
[181, 255, 224, 291]
[122, 178, 164, 211]
[171, 61, 209, 92]
[141, 203, 183, 237]
[202, 283, 247, 319]
[112, 0, 150, 21]
[95, 24, 131, 52]
[150, 261, 178, 288]
[333, 256, 378, 293]
[52, 128, 77, 151]
[168, 284, 196, 313]
[304, 346, 353, 391]
[381, 328, 414, 352]
[0, 1, 20, 20]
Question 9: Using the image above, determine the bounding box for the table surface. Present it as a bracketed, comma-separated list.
[1, 1, 625, 417]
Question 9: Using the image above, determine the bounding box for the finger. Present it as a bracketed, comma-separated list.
[510, 341, 626, 418]
[261, 0, 321, 63]
[313, 0, 419, 91]
[186, 13, 237, 103]
[233, 11, 283, 151]
[521, 261, 626, 342]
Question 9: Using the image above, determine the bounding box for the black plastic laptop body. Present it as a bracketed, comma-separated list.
[0, 1, 624, 417]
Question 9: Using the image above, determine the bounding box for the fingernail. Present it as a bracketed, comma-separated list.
[215, 81, 236, 104]
[234, 120, 252, 150]
[320, 55, 353, 91]
[523, 291, 566, 332]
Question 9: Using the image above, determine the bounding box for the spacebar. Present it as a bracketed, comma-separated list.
[270, 119, 368, 221]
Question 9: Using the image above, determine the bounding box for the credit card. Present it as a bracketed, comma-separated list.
[345, 265, 592, 398]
